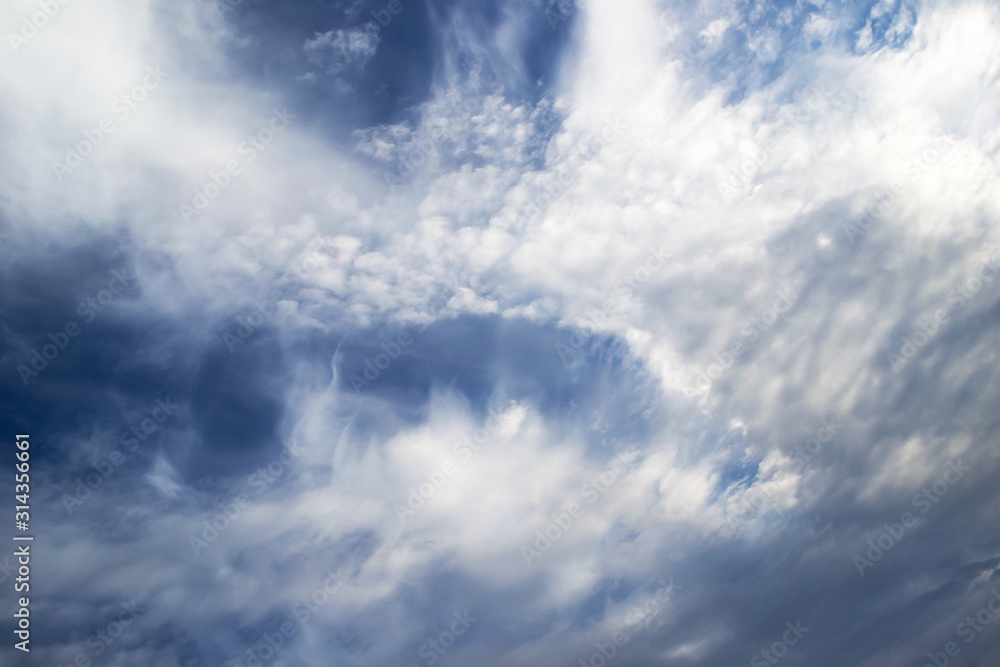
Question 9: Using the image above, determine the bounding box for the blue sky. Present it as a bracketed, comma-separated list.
[2, 0, 1000, 665]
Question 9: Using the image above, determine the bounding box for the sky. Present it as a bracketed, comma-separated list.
[1, 0, 1000, 665]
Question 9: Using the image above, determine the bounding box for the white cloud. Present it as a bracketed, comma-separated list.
[6, 0, 1000, 663]
[304, 25, 379, 74]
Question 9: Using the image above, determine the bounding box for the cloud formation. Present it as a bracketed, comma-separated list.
[2, 0, 1000, 665]
[305, 26, 379, 75]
